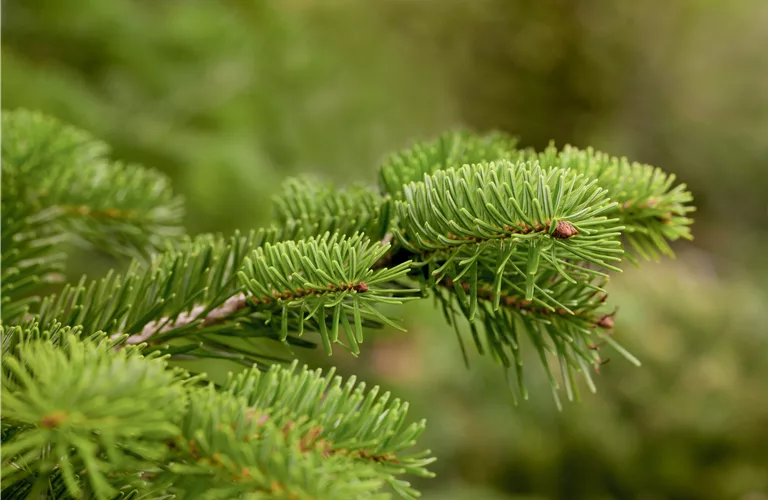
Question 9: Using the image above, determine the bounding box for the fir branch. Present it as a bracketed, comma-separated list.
[433, 269, 635, 408]
[161, 361, 433, 499]
[165, 386, 388, 500]
[273, 177, 393, 241]
[518, 143, 695, 260]
[1, 175, 68, 323]
[239, 232, 419, 356]
[32, 229, 300, 365]
[117, 293, 250, 346]
[1, 330, 431, 499]
[380, 131, 694, 260]
[0, 110, 698, 499]
[379, 129, 519, 199]
[1, 109, 184, 258]
[1, 332, 188, 500]
[28, 230, 414, 364]
[225, 362, 435, 483]
[395, 160, 623, 312]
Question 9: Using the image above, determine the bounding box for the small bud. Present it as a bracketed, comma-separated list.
[552, 220, 579, 239]
[40, 411, 67, 428]
[596, 313, 615, 329]
[355, 282, 369, 293]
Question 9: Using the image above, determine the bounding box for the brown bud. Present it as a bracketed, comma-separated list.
[596, 313, 615, 329]
[270, 481, 284, 494]
[40, 411, 67, 428]
[552, 220, 579, 239]
[282, 421, 295, 435]
[593, 357, 611, 373]
[355, 282, 369, 293]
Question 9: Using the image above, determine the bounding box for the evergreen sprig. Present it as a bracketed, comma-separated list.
[240, 233, 418, 356]
[1, 110, 184, 258]
[434, 269, 637, 408]
[273, 177, 392, 241]
[32, 229, 291, 365]
[164, 362, 433, 499]
[395, 161, 623, 309]
[517, 143, 695, 260]
[26, 229, 415, 365]
[1, 330, 188, 499]
[1, 331, 430, 499]
[224, 362, 434, 491]
[379, 130, 519, 199]
[167, 386, 388, 500]
[373, 131, 694, 398]
[1, 174, 68, 323]
[0, 110, 696, 499]
[380, 129, 694, 261]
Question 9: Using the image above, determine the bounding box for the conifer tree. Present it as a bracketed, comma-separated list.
[1, 109, 694, 499]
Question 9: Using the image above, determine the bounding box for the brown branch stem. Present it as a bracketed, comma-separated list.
[244, 411, 400, 464]
[114, 280, 370, 346]
[60, 205, 140, 220]
[439, 278, 613, 329]
[113, 293, 249, 345]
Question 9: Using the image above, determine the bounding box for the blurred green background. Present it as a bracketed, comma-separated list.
[4, 1, 768, 498]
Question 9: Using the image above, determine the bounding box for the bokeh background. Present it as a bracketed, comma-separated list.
[3, 1, 768, 498]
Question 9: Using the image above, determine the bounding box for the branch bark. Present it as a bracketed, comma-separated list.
[114, 293, 249, 345]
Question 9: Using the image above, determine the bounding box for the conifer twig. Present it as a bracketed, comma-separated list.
[117, 233, 405, 346]
[114, 293, 249, 345]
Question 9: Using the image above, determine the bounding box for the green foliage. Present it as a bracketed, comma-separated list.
[240, 233, 417, 356]
[164, 362, 432, 499]
[395, 161, 622, 294]
[0, 109, 694, 498]
[1, 330, 431, 499]
[3, 2, 764, 498]
[167, 386, 388, 500]
[379, 130, 519, 199]
[381, 130, 694, 263]
[516, 144, 695, 260]
[33, 229, 297, 366]
[1, 110, 184, 258]
[1, 328, 187, 499]
[1, 178, 67, 323]
[273, 178, 393, 241]
[433, 271, 627, 408]
[223, 362, 434, 486]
